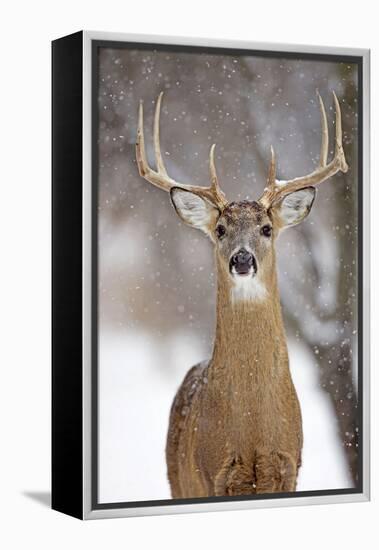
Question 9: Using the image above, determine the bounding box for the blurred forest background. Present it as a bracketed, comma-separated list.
[97, 46, 359, 503]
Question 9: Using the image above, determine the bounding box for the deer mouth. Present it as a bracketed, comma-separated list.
[229, 249, 257, 277]
[233, 267, 253, 277]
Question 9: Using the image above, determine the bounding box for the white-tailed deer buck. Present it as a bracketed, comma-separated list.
[136, 91, 348, 497]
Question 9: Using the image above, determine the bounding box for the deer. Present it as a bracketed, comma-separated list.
[135, 91, 348, 497]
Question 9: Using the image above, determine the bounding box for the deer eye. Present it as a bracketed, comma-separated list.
[216, 225, 226, 239]
[261, 224, 272, 237]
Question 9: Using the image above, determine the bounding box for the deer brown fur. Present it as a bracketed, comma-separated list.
[135, 92, 348, 498]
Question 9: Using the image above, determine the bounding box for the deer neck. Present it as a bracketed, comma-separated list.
[209, 255, 289, 384]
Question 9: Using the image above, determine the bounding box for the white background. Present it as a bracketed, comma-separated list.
[0, 1, 377, 548]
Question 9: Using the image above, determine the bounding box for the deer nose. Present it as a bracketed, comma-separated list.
[230, 248, 256, 276]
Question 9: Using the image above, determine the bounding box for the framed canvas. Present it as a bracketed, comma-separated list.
[52, 31, 370, 519]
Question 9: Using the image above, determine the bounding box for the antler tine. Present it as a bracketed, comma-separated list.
[209, 143, 218, 186]
[136, 100, 148, 178]
[257, 146, 277, 209]
[258, 92, 349, 209]
[136, 95, 188, 193]
[209, 143, 228, 207]
[333, 91, 348, 173]
[318, 91, 329, 167]
[267, 146, 276, 187]
[153, 91, 168, 176]
[135, 94, 228, 210]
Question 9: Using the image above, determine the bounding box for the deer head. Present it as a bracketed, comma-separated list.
[136, 92, 348, 302]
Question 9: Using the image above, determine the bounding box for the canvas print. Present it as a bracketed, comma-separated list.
[94, 44, 360, 505]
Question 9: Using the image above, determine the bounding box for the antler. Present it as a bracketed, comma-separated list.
[258, 92, 349, 209]
[136, 92, 228, 210]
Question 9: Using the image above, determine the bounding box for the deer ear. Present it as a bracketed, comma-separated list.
[170, 187, 220, 237]
[271, 187, 316, 229]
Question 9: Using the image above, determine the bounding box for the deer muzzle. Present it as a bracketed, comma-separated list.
[229, 248, 257, 277]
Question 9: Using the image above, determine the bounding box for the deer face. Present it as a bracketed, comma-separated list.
[170, 188, 315, 300]
[215, 200, 275, 279]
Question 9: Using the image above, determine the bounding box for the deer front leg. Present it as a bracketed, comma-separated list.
[214, 456, 256, 496]
[254, 451, 297, 493]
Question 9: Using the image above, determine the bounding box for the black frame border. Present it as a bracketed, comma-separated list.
[52, 31, 84, 519]
[91, 39, 364, 511]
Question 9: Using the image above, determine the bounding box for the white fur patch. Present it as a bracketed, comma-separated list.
[231, 275, 267, 303]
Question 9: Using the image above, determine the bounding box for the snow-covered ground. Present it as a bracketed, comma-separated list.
[98, 329, 352, 504]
